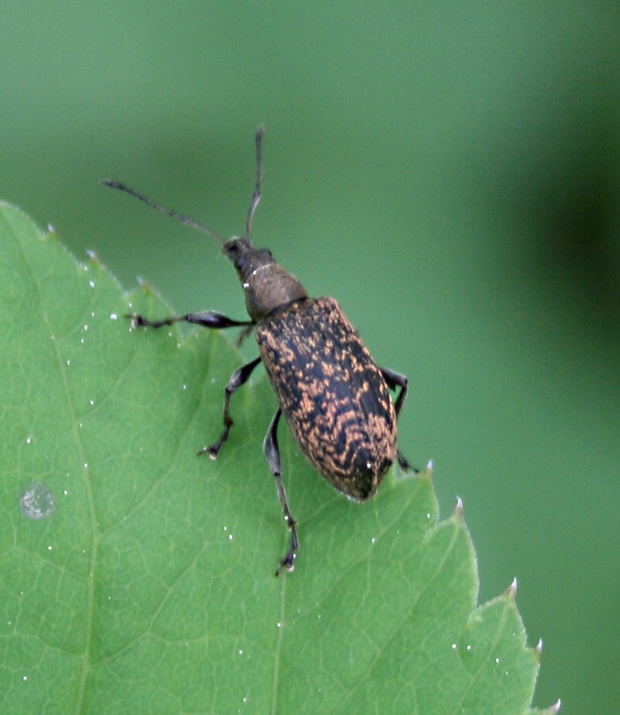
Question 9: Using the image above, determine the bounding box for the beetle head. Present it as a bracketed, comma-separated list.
[223, 236, 307, 321]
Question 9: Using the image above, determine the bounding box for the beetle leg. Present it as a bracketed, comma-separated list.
[198, 356, 262, 459]
[234, 323, 255, 349]
[396, 451, 417, 473]
[263, 408, 299, 576]
[126, 310, 254, 330]
[380, 366, 418, 474]
[380, 366, 408, 417]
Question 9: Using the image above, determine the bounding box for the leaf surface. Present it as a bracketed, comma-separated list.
[0, 202, 545, 713]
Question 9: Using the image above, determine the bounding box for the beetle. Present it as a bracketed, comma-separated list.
[102, 126, 414, 575]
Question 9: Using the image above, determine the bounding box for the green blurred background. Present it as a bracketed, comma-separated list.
[2, 3, 618, 712]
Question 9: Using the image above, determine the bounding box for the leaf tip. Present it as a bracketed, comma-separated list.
[547, 698, 562, 713]
[44, 223, 61, 243]
[86, 249, 101, 267]
[535, 638, 543, 661]
[425, 458, 433, 476]
[506, 577, 518, 601]
[453, 495, 464, 520]
[137, 276, 156, 295]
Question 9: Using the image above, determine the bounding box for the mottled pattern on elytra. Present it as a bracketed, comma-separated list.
[255, 297, 397, 501]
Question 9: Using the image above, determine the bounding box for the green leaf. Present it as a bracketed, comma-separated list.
[0, 201, 551, 713]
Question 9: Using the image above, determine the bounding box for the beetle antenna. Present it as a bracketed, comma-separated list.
[100, 179, 225, 244]
[245, 125, 264, 240]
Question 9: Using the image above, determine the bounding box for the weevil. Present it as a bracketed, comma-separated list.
[102, 126, 414, 575]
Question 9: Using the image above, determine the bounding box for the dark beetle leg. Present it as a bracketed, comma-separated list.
[380, 366, 418, 474]
[396, 451, 417, 473]
[380, 366, 408, 417]
[199, 356, 262, 459]
[127, 311, 259, 457]
[263, 408, 299, 576]
[127, 310, 254, 330]
[234, 323, 255, 349]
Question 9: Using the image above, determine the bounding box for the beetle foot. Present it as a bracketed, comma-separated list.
[275, 518, 299, 576]
[197, 443, 221, 460]
[125, 313, 172, 329]
[275, 550, 296, 577]
[397, 450, 419, 474]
